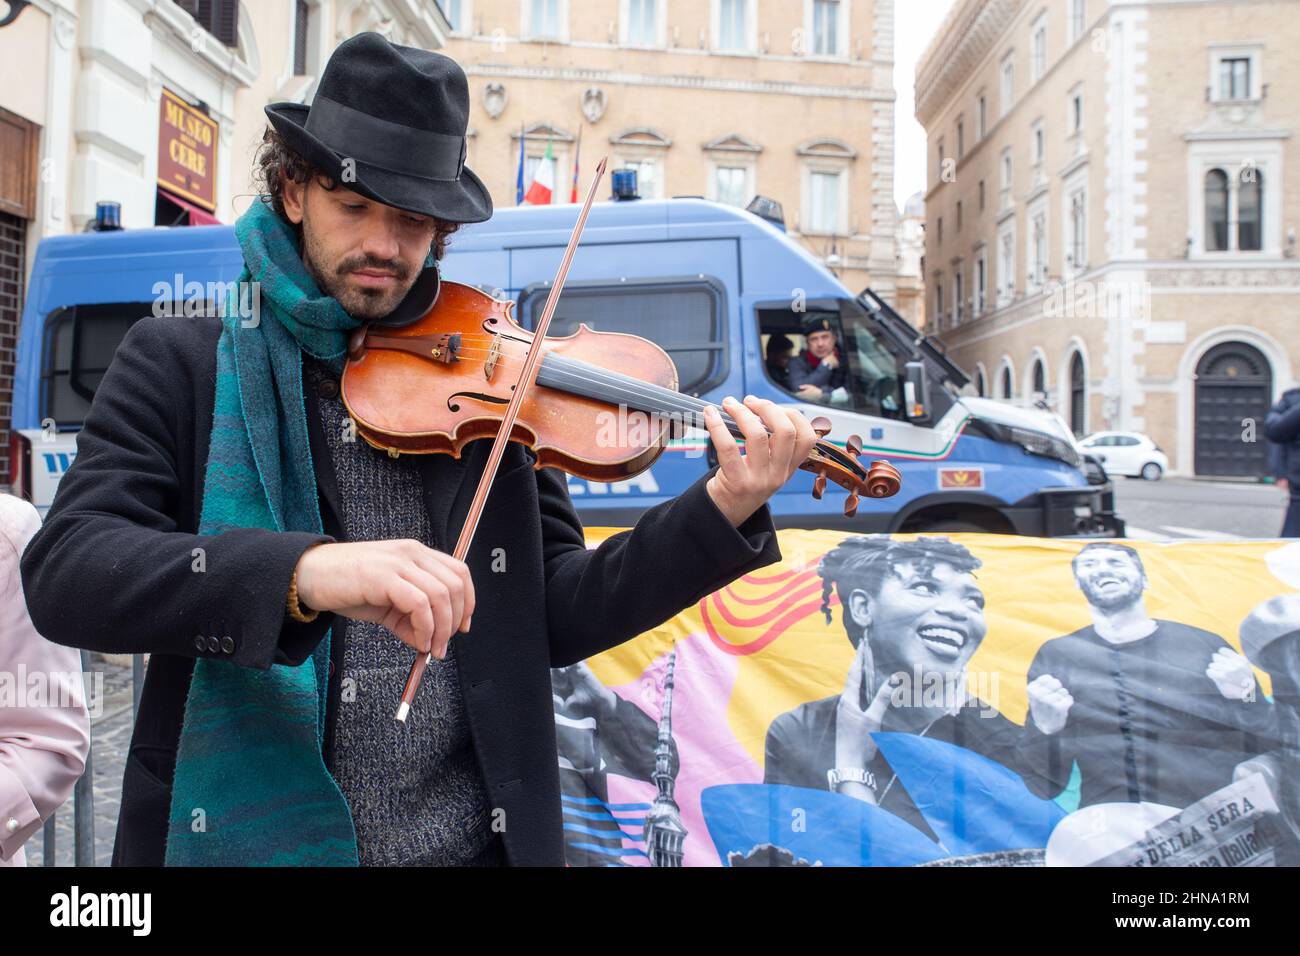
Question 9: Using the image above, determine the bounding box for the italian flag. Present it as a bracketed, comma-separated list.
[524, 139, 555, 205]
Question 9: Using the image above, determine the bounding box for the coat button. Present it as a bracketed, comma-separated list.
[194, 636, 207, 652]
[317, 377, 339, 399]
[221, 636, 235, 654]
[5, 817, 18, 833]
[206, 636, 221, 653]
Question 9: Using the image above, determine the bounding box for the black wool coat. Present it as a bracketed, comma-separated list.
[20, 314, 781, 866]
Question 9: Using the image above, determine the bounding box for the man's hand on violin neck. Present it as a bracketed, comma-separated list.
[703, 395, 818, 527]
[293, 540, 475, 658]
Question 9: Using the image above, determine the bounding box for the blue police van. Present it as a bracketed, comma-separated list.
[9, 193, 1121, 536]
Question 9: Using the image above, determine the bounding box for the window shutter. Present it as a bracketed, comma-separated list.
[211, 0, 239, 47]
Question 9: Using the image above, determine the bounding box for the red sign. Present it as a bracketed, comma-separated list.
[157, 88, 218, 212]
[938, 467, 984, 490]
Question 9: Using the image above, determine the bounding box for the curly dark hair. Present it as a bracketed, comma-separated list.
[817, 535, 983, 643]
[251, 126, 461, 260]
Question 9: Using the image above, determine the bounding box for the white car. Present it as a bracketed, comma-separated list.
[1079, 431, 1168, 480]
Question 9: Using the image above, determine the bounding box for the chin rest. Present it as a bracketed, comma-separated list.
[376, 262, 441, 328]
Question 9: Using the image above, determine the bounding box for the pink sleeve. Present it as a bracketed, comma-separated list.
[0, 495, 91, 864]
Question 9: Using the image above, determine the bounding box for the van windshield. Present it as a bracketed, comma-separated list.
[756, 301, 905, 420]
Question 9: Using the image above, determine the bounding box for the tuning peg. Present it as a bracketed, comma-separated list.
[844, 492, 860, 517]
[846, 434, 863, 457]
[865, 460, 902, 498]
[812, 472, 827, 499]
[810, 416, 832, 438]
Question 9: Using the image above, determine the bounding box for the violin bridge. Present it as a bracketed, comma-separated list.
[483, 333, 502, 381]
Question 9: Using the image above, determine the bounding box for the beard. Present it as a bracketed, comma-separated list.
[300, 217, 415, 320]
[1078, 577, 1144, 611]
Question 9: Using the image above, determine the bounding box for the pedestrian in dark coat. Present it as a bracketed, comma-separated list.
[1265, 386, 1300, 536]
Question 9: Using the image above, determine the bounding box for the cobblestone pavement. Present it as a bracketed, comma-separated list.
[26, 655, 137, 867]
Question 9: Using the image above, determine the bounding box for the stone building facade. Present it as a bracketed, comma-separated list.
[917, 0, 1299, 477]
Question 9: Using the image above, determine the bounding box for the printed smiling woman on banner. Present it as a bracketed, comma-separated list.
[763, 535, 1050, 841]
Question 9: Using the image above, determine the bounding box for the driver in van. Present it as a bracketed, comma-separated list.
[789, 314, 850, 406]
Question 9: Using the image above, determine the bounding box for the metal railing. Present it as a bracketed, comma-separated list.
[37, 651, 143, 867]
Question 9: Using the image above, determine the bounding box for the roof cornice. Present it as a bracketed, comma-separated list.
[915, 0, 1024, 126]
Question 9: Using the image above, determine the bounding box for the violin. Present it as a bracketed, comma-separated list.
[340, 279, 902, 508]
[338, 157, 901, 721]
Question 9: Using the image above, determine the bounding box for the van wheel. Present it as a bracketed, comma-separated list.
[1140, 462, 1163, 481]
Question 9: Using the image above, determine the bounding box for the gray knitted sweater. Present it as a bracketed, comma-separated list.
[307, 358, 503, 866]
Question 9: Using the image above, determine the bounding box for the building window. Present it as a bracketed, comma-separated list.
[977, 96, 987, 139]
[806, 169, 843, 233]
[717, 0, 751, 51]
[1068, 0, 1085, 43]
[294, 0, 311, 75]
[1239, 168, 1262, 252]
[1031, 15, 1047, 83]
[936, 216, 943, 245]
[998, 226, 1015, 304]
[528, 0, 563, 39]
[1032, 358, 1045, 396]
[1067, 188, 1086, 270]
[1210, 47, 1262, 103]
[175, 0, 239, 46]
[1070, 90, 1083, 133]
[812, 0, 841, 56]
[954, 270, 964, 324]
[713, 165, 748, 206]
[976, 366, 987, 397]
[622, 158, 661, 199]
[978, 179, 986, 211]
[1204, 168, 1229, 252]
[956, 118, 965, 159]
[445, 0, 468, 32]
[1001, 364, 1014, 400]
[1032, 122, 1045, 167]
[625, 0, 658, 46]
[938, 139, 945, 170]
[1000, 54, 1015, 117]
[1001, 150, 1012, 190]
[935, 276, 945, 328]
[974, 252, 986, 315]
[1028, 203, 1047, 289]
[1218, 57, 1251, 101]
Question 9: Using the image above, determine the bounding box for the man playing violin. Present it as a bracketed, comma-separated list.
[21, 33, 815, 867]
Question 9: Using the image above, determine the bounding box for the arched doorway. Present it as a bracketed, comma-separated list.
[1194, 341, 1272, 476]
[1069, 352, 1086, 437]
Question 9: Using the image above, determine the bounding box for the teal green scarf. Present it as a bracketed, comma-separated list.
[165, 197, 415, 865]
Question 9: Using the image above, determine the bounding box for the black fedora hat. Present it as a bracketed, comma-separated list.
[265, 32, 492, 224]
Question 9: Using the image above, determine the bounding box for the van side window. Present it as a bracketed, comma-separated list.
[757, 307, 905, 420]
[519, 277, 726, 395]
[40, 303, 157, 425]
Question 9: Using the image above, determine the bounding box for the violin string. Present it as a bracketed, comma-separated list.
[367, 340, 735, 426]
[359, 339, 865, 474]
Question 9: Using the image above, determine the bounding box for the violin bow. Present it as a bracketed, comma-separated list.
[396, 156, 610, 722]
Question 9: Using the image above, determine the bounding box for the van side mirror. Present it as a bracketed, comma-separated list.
[903, 361, 931, 424]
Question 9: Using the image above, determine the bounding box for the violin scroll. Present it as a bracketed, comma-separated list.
[798, 415, 902, 517]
